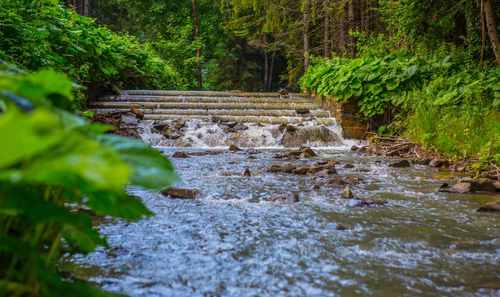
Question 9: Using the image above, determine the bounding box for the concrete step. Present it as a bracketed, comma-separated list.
[96, 95, 311, 104]
[92, 108, 330, 118]
[141, 114, 337, 125]
[91, 101, 318, 111]
[121, 90, 308, 99]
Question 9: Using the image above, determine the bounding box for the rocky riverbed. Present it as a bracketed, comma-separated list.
[69, 136, 500, 296]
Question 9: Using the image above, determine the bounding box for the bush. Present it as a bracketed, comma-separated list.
[0, 67, 178, 296]
[0, 0, 179, 103]
[301, 42, 499, 161]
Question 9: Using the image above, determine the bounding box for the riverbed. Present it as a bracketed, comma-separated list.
[71, 147, 500, 297]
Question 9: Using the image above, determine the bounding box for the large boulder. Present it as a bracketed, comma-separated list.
[281, 125, 339, 147]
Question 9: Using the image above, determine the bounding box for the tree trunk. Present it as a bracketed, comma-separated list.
[348, 0, 356, 56]
[483, 0, 499, 64]
[303, 0, 311, 72]
[192, 0, 203, 89]
[264, 50, 269, 90]
[268, 52, 276, 90]
[323, 4, 331, 58]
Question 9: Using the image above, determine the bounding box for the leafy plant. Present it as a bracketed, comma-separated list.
[0, 67, 178, 297]
[0, 0, 180, 104]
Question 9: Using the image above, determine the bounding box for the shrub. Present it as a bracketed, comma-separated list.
[0, 0, 179, 103]
[0, 66, 178, 296]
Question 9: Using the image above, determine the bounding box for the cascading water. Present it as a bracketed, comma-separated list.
[138, 118, 354, 149]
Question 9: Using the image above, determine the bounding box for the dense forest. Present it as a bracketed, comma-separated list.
[0, 0, 499, 296]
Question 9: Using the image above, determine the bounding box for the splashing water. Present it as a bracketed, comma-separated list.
[138, 118, 358, 149]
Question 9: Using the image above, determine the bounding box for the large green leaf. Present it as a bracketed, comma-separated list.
[97, 134, 178, 190]
[0, 109, 65, 169]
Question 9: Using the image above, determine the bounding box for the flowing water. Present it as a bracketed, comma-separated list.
[70, 120, 500, 297]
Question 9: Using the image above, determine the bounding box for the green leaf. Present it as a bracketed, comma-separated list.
[97, 135, 178, 189]
[0, 109, 65, 169]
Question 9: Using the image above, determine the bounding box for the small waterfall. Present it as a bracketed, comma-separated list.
[138, 118, 352, 149]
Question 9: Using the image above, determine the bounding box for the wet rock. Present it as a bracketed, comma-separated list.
[328, 176, 348, 186]
[248, 155, 257, 160]
[336, 224, 348, 231]
[273, 147, 317, 160]
[188, 151, 224, 157]
[440, 178, 498, 194]
[172, 152, 190, 159]
[471, 178, 498, 192]
[281, 126, 339, 147]
[355, 199, 387, 207]
[341, 186, 354, 199]
[343, 164, 355, 169]
[439, 182, 472, 194]
[351, 145, 360, 151]
[130, 106, 144, 120]
[389, 160, 411, 168]
[429, 158, 449, 168]
[412, 159, 431, 166]
[228, 144, 242, 152]
[243, 168, 252, 177]
[344, 176, 363, 185]
[268, 192, 300, 203]
[292, 166, 310, 175]
[161, 187, 199, 199]
[120, 113, 139, 128]
[296, 109, 311, 116]
[301, 147, 317, 158]
[477, 201, 500, 212]
[268, 160, 336, 176]
[232, 123, 249, 131]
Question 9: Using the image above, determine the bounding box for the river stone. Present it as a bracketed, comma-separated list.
[355, 199, 387, 207]
[477, 201, 500, 212]
[172, 151, 190, 158]
[429, 158, 449, 168]
[130, 106, 144, 119]
[341, 186, 354, 199]
[389, 160, 411, 168]
[243, 168, 252, 177]
[440, 178, 498, 194]
[439, 182, 472, 194]
[120, 112, 138, 128]
[268, 192, 300, 203]
[281, 126, 339, 147]
[228, 144, 242, 152]
[161, 187, 199, 199]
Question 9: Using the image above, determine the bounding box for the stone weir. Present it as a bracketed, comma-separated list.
[91, 90, 336, 125]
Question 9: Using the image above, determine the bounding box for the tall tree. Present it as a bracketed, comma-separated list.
[483, 0, 499, 64]
[303, 0, 311, 71]
[192, 0, 203, 89]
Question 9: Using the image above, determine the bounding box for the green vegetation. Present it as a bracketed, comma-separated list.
[299, 0, 499, 163]
[0, 66, 177, 296]
[0, 0, 179, 102]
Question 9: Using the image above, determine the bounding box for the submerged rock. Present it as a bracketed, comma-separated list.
[161, 187, 199, 199]
[268, 192, 300, 203]
[354, 199, 387, 207]
[389, 160, 411, 168]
